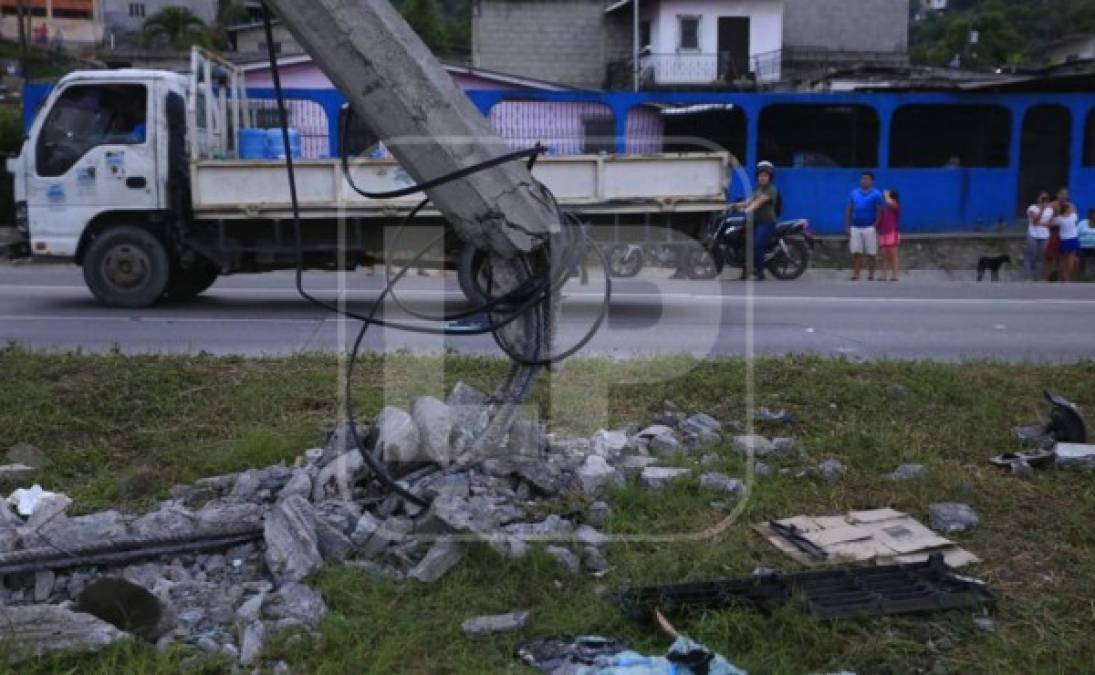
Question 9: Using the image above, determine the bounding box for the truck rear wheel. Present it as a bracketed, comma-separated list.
[82, 226, 171, 308]
[165, 259, 219, 301]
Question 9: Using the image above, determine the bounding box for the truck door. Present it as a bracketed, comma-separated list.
[27, 82, 160, 257]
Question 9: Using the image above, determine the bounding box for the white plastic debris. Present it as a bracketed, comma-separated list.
[7, 484, 62, 518]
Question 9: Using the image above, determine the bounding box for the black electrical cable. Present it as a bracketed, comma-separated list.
[262, 7, 424, 506]
[338, 105, 545, 201]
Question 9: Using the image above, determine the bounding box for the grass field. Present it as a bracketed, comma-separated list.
[1, 346, 1093, 674]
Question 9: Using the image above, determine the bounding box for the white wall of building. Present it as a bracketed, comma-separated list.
[643, 0, 783, 84]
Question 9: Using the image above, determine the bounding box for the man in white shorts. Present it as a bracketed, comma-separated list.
[844, 172, 883, 281]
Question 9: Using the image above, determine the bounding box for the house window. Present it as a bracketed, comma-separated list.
[129, 3, 145, 18]
[640, 21, 651, 50]
[890, 105, 1011, 168]
[679, 16, 700, 51]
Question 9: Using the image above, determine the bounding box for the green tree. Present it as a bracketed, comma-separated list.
[139, 6, 209, 51]
[446, 0, 472, 56]
[208, 0, 250, 50]
[399, 0, 447, 53]
[910, 0, 1095, 69]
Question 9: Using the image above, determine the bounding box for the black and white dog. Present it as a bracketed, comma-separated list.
[977, 255, 1012, 282]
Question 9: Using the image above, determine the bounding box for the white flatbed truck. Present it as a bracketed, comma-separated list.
[6, 50, 730, 307]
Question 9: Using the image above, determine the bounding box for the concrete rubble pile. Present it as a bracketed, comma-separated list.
[0, 392, 771, 667]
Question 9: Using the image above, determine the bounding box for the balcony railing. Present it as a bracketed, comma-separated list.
[637, 51, 761, 88]
[607, 47, 911, 90]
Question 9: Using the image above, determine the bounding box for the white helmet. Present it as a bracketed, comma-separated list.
[756, 160, 775, 177]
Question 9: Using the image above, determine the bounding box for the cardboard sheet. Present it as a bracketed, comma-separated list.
[756, 509, 979, 568]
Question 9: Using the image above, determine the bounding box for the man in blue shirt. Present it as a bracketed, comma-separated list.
[844, 172, 883, 281]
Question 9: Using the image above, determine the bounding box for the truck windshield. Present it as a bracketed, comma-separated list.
[36, 84, 148, 177]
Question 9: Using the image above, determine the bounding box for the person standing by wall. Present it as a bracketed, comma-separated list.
[844, 172, 883, 281]
[1054, 187, 1080, 283]
[877, 189, 901, 282]
[1024, 191, 1051, 281]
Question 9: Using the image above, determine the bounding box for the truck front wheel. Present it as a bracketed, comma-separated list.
[82, 226, 171, 308]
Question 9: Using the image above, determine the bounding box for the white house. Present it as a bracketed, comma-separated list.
[623, 0, 786, 85]
[1041, 34, 1095, 65]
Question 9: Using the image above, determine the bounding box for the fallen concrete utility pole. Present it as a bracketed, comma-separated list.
[260, 0, 561, 258]
[260, 0, 565, 452]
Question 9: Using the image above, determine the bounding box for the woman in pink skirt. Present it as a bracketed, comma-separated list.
[877, 189, 901, 281]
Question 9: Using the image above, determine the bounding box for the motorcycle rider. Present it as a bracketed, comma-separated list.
[731, 161, 780, 280]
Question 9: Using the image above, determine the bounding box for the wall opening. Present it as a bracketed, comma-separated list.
[490, 101, 616, 155]
[759, 104, 879, 168]
[890, 104, 1011, 168]
[1017, 104, 1071, 214]
[655, 104, 746, 159]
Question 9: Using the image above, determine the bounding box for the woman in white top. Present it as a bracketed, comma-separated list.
[1024, 191, 1051, 281]
[1054, 187, 1079, 283]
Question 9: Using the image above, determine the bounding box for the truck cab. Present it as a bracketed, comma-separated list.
[6, 67, 218, 307]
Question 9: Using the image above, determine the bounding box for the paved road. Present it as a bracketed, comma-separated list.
[1, 264, 1093, 362]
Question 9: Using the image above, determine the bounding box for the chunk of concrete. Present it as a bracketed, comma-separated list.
[889, 464, 927, 481]
[131, 505, 198, 538]
[264, 496, 323, 584]
[461, 611, 529, 637]
[544, 545, 580, 574]
[264, 582, 328, 630]
[732, 435, 774, 458]
[928, 502, 979, 534]
[376, 407, 422, 464]
[0, 605, 127, 661]
[196, 500, 265, 530]
[427, 494, 525, 535]
[22, 510, 129, 550]
[312, 450, 367, 502]
[412, 396, 458, 467]
[615, 455, 660, 479]
[683, 413, 722, 435]
[279, 469, 313, 501]
[576, 455, 622, 495]
[818, 459, 846, 481]
[640, 467, 691, 490]
[408, 540, 463, 583]
[590, 430, 630, 460]
[587, 501, 610, 527]
[239, 620, 266, 666]
[1055, 443, 1095, 471]
[699, 473, 744, 497]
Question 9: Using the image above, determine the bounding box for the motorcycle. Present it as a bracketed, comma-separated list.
[685, 209, 814, 280]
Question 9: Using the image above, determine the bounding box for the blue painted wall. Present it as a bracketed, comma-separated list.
[23, 83, 1094, 235]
